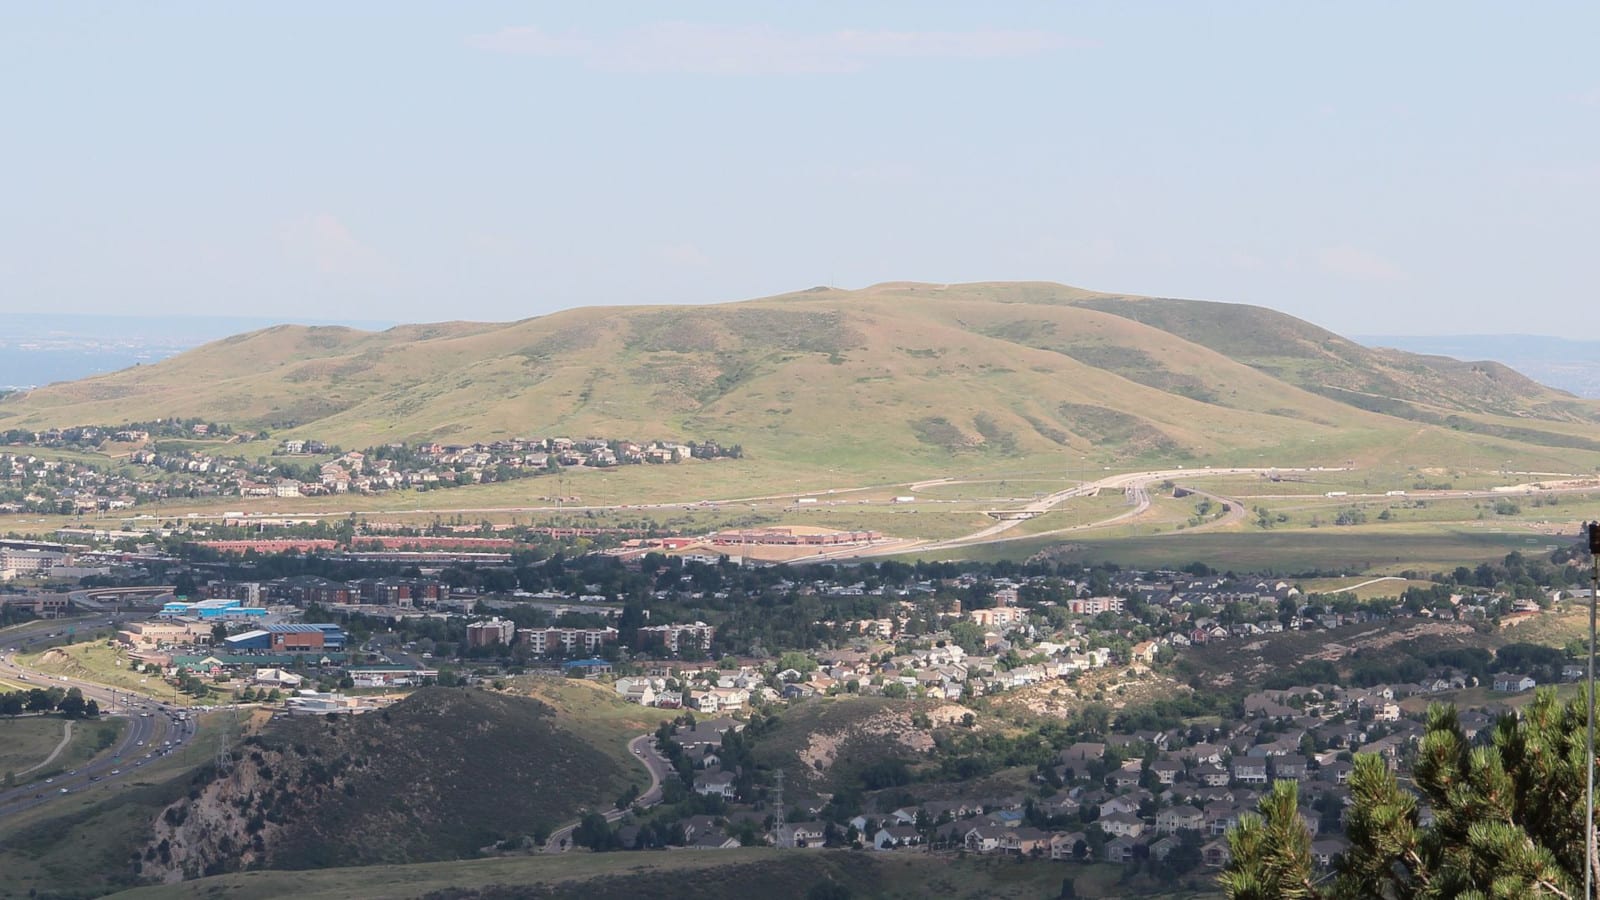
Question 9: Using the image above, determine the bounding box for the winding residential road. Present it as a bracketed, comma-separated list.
[542, 732, 671, 853]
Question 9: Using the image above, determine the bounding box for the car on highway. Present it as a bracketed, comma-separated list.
[110, 769, 120, 776]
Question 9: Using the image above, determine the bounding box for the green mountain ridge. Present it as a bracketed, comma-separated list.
[2, 282, 1595, 476]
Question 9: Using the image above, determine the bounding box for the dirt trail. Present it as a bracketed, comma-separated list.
[19, 720, 73, 775]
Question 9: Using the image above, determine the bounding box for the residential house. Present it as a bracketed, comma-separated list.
[1270, 755, 1310, 782]
[1493, 673, 1536, 693]
[1050, 831, 1088, 861]
[873, 826, 923, 850]
[1100, 811, 1146, 838]
[775, 821, 826, 849]
[693, 769, 737, 800]
[1149, 758, 1184, 785]
[1104, 835, 1141, 863]
[1155, 805, 1205, 834]
[1232, 759, 1269, 785]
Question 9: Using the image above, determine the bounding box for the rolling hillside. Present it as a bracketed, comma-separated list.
[3, 282, 1596, 478]
[141, 688, 633, 882]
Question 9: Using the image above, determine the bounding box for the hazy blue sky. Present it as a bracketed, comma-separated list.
[2, 3, 1595, 336]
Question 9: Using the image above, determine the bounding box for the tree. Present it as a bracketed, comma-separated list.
[572, 812, 619, 851]
[1219, 780, 1316, 899]
[57, 688, 86, 719]
[1224, 689, 1600, 899]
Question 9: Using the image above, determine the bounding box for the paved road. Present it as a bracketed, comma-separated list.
[542, 732, 671, 853]
[791, 465, 1333, 560]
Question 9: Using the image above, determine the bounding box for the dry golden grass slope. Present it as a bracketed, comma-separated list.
[3, 282, 1598, 479]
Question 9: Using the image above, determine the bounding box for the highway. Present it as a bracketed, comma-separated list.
[0, 616, 197, 820]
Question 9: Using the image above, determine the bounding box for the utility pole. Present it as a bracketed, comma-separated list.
[1588, 520, 1599, 900]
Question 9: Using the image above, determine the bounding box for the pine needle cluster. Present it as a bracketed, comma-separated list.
[1224, 688, 1599, 899]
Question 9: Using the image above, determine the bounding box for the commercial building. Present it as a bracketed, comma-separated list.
[161, 598, 269, 620]
[224, 623, 346, 652]
[117, 621, 213, 649]
[0, 547, 70, 574]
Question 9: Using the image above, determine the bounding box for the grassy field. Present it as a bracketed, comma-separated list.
[30, 717, 126, 783]
[509, 676, 656, 782]
[915, 521, 1565, 573]
[18, 642, 210, 707]
[1297, 577, 1437, 600]
[100, 848, 1215, 900]
[0, 717, 73, 779]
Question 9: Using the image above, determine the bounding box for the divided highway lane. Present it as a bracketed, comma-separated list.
[0, 707, 179, 818]
[0, 616, 196, 819]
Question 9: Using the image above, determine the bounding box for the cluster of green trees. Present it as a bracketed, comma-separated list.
[0, 685, 99, 718]
[1261, 640, 1576, 694]
[1224, 689, 1600, 898]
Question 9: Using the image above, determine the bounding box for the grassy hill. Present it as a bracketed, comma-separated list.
[748, 695, 986, 807]
[102, 847, 1212, 900]
[4, 281, 1596, 483]
[141, 688, 633, 882]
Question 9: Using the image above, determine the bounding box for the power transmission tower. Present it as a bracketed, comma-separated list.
[214, 705, 240, 774]
[772, 769, 785, 825]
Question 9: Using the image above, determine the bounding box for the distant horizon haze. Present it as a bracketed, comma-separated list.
[1, 4, 1595, 336]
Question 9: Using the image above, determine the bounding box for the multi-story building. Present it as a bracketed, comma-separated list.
[0, 547, 69, 574]
[636, 621, 715, 654]
[347, 576, 446, 607]
[273, 575, 353, 606]
[516, 626, 619, 657]
[466, 617, 516, 648]
[1069, 596, 1125, 616]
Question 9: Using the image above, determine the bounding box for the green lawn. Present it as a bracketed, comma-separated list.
[0, 717, 72, 780]
[17, 642, 210, 707]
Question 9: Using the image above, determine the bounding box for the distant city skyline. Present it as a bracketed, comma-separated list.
[2, 3, 1595, 337]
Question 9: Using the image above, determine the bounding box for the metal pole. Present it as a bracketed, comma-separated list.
[1588, 543, 1598, 899]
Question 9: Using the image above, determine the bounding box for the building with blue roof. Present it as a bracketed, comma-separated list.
[562, 658, 614, 677]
